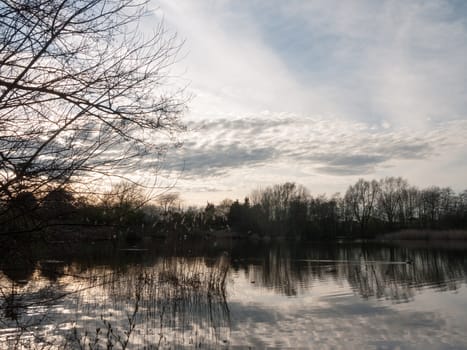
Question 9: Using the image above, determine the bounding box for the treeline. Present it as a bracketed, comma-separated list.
[0, 182, 229, 241]
[227, 178, 467, 239]
[1, 177, 467, 241]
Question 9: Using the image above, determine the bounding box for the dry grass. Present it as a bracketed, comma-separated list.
[380, 229, 467, 241]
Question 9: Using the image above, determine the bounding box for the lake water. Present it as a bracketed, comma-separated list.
[1, 239, 467, 349]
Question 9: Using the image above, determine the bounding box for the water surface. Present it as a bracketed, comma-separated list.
[1, 240, 466, 349]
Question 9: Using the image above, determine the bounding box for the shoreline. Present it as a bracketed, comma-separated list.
[378, 229, 467, 241]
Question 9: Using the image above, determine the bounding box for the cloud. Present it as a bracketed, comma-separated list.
[167, 142, 276, 179]
[244, 0, 467, 126]
[147, 1, 467, 202]
[313, 155, 390, 176]
[167, 114, 464, 176]
[154, 0, 467, 128]
[152, 1, 329, 117]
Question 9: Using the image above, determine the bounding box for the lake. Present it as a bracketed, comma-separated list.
[1, 239, 467, 349]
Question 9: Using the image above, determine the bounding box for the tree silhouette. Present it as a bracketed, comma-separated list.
[344, 179, 380, 236]
[0, 0, 185, 210]
[377, 177, 407, 229]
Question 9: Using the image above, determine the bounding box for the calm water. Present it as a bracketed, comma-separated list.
[1, 239, 467, 349]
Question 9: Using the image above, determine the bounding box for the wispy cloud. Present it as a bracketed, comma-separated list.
[155, 0, 467, 126]
[165, 114, 467, 178]
[148, 0, 467, 202]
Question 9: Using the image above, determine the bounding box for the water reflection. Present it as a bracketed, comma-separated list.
[1, 253, 230, 349]
[236, 243, 467, 301]
[0, 241, 466, 348]
[69, 256, 231, 349]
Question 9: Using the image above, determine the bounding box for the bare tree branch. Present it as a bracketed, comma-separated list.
[0, 0, 186, 206]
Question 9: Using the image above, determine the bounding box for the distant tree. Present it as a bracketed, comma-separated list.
[344, 179, 380, 236]
[41, 186, 76, 219]
[204, 202, 216, 223]
[100, 181, 146, 228]
[217, 199, 233, 216]
[102, 181, 146, 211]
[398, 185, 419, 226]
[308, 194, 340, 238]
[377, 177, 408, 229]
[251, 182, 309, 222]
[232, 179, 467, 239]
[458, 190, 467, 226]
[228, 200, 241, 225]
[439, 187, 455, 220]
[0, 0, 185, 211]
[419, 187, 441, 228]
[4, 191, 39, 232]
[158, 193, 181, 213]
[227, 198, 257, 234]
[287, 197, 308, 237]
[251, 187, 273, 220]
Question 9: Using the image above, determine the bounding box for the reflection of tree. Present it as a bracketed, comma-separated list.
[1, 243, 467, 348]
[341, 246, 467, 301]
[0, 271, 68, 349]
[240, 244, 467, 302]
[0, 252, 231, 349]
[247, 246, 305, 296]
[71, 255, 230, 349]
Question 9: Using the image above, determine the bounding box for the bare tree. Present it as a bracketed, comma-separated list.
[157, 192, 180, 213]
[102, 181, 146, 210]
[419, 186, 441, 227]
[377, 177, 408, 229]
[0, 0, 186, 206]
[398, 185, 419, 226]
[344, 178, 380, 235]
[251, 182, 309, 222]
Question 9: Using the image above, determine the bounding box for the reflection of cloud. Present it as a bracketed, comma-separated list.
[164, 114, 467, 178]
[228, 281, 464, 349]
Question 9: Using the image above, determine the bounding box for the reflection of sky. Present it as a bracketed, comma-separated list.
[228, 271, 467, 349]
[0, 261, 231, 349]
[1, 249, 467, 349]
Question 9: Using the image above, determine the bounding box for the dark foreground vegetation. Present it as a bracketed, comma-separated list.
[1, 177, 467, 242]
[0, 0, 186, 244]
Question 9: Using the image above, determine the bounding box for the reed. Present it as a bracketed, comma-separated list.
[380, 229, 467, 241]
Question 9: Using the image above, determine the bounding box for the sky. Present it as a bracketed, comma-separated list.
[147, 0, 467, 205]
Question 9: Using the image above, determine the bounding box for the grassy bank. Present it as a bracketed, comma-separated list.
[380, 229, 467, 241]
